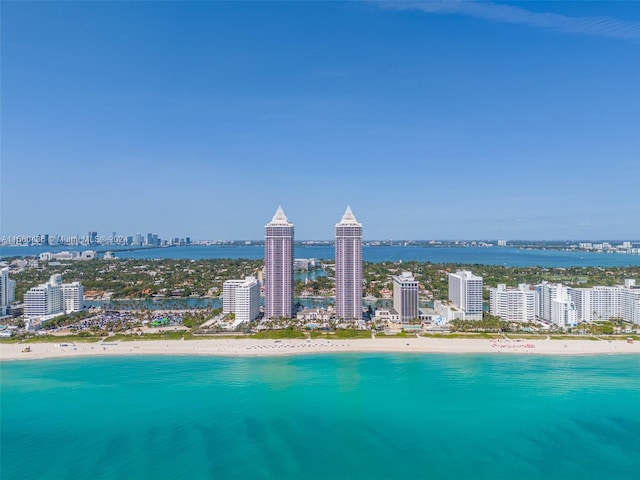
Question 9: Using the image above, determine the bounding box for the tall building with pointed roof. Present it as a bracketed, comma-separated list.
[265, 207, 294, 319]
[335, 206, 363, 321]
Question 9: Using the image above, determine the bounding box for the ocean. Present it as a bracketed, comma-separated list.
[2, 354, 639, 479]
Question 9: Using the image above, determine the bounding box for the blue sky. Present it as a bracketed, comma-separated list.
[2, 1, 639, 240]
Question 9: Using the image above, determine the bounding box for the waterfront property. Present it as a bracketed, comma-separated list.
[490, 283, 535, 323]
[24, 274, 83, 323]
[448, 270, 483, 320]
[264, 207, 294, 320]
[334, 206, 363, 321]
[0, 267, 16, 317]
[222, 276, 260, 326]
[393, 271, 419, 322]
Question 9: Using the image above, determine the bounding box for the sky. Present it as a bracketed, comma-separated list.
[1, 1, 639, 240]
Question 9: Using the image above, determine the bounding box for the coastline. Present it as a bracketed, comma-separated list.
[2, 336, 638, 361]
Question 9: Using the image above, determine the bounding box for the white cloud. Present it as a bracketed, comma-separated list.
[375, 1, 640, 40]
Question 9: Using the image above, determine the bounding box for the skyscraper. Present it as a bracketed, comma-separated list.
[335, 206, 362, 321]
[490, 283, 535, 322]
[393, 271, 419, 322]
[223, 277, 260, 324]
[0, 267, 16, 317]
[265, 207, 294, 319]
[448, 270, 483, 320]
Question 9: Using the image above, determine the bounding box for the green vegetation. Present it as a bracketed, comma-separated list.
[310, 329, 372, 339]
[251, 329, 307, 339]
[40, 310, 94, 330]
[295, 274, 334, 296]
[450, 314, 508, 332]
[6, 256, 639, 341]
[182, 309, 221, 328]
[19, 335, 103, 343]
[11, 257, 638, 304]
[108, 331, 192, 341]
[10, 258, 264, 301]
[420, 332, 503, 339]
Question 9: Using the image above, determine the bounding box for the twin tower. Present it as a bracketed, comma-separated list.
[265, 206, 363, 321]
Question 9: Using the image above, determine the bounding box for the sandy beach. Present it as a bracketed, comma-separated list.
[1, 336, 638, 361]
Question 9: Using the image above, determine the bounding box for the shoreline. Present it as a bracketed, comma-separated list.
[1, 337, 638, 361]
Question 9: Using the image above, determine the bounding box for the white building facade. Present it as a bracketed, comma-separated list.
[223, 279, 245, 315]
[448, 270, 483, 320]
[566, 279, 640, 325]
[24, 274, 82, 319]
[233, 277, 260, 324]
[62, 282, 84, 313]
[489, 284, 535, 322]
[535, 282, 577, 328]
[335, 206, 363, 321]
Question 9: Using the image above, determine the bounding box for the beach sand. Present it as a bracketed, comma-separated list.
[1, 336, 638, 361]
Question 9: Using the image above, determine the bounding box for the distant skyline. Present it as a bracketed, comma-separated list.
[2, 1, 639, 240]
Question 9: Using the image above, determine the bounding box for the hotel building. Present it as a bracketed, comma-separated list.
[489, 284, 535, 323]
[223, 276, 260, 324]
[335, 206, 363, 321]
[534, 282, 577, 328]
[62, 282, 84, 313]
[448, 270, 483, 320]
[567, 279, 640, 325]
[24, 274, 83, 319]
[265, 207, 294, 319]
[393, 271, 419, 322]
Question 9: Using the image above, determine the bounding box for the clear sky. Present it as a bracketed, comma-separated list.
[2, 1, 639, 240]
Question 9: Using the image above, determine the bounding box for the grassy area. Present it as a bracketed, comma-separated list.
[549, 335, 599, 341]
[332, 329, 372, 339]
[0, 338, 26, 344]
[504, 334, 548, 340]
[251, 329, 307, 339]
[108, 331, 190, 341]
[191, 334, 249, 339]
[310, 329, 372, 339]
[374, 332, 412, 338]
[15, 335, 103, 343]
[419, 332, 503, 339]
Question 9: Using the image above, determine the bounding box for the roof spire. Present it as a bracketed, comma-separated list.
[337, 206, 361, 226]
[272, 206, 288, 222]
[267, 206, 293, 226]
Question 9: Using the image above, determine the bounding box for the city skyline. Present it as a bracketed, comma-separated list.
[2, 2, 639, 239]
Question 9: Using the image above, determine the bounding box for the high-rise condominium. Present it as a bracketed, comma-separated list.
[393, 271, 419, 322]
[448, 270, 483, 320]
[0, 267, 16, 317]
[335, 206, 362, 321]
[265, 207, 294, 319]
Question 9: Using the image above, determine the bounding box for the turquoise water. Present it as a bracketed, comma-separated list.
[3, 244, 640, 267]
[2, 354, 639, 480]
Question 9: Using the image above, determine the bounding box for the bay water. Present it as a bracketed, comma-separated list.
[2, 354, 639, 479]
[3, 244, 640, 267]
